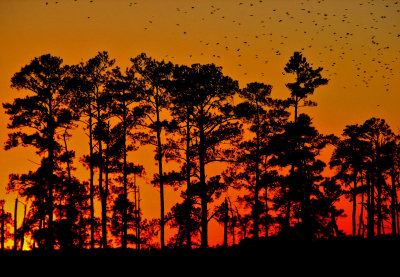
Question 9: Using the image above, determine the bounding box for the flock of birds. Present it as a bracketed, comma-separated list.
[42, 0, 399, 94]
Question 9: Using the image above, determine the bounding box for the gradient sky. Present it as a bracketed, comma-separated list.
[0, 0, 399, 247]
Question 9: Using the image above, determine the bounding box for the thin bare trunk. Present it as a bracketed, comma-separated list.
[199, 111, 208, 248]
[122, 102, 128, 249]
[47, 99, 55, 250]
[377, 174, 384, 236]
[185, 111, 192, 249]
[352, 171, 357, 237]
[223, 198, 228, 248]
[367, 172, 375, 238]
[14, 198, 18, 251]
[391, 168, 397, 235]
[253, 101, 260, 239]
[155, 91, 165, 249]
[358, 173, 365, 237]
[97, 100, 107, 249]
[20, 204, 26, 251]
[88, 113, 95, 249]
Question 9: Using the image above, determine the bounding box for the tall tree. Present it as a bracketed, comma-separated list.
[359, 118, 397, 237]
[270, 114, 335, 238]
[3, 54, 75, 249]
[236, 82, 271, 239]
[167, 64, 199, 248]
[330, 124, 369, 237]
[72, 51, 116, 248]
[68, 62, 97, 248]
[129, 53, 173, 249]
[282, 51, 328, 231]
[185, 63, 241, 248]
[234, 82, 289, 239]
[107, 66, 145, 248]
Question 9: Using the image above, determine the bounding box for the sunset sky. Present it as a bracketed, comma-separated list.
[0, 0, 399, 247]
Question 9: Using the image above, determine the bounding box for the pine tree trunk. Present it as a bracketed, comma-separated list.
[155, 93, 165, 250]
[357, 174, 365, 237]
[105, 128, 110, 248]
[20, 204, 26, 251]
[367, 172, 375, 238]
[157, 137, 165, 250]
[231, 210, 236, 245]
[97, 105, 107, 249]
[303, 172, 312, 239]
[64, 131, 72, 185]
[285, 96, 299, 231]
[264, 176, 269, 237]
[64, 128, 73, 248]
[137, 184, 141, 250]
[253, 105, 260, 239]
[122, 104, 128, 249]
[134, 183, 138, 250]
[47, 100, 55, 250]
[223, 198, 228, 248]
[199, 116, 208, 248]
[331, 210, 340, 237]
[89, 113, 95, 249]
[14, 198, 18, 251]
[185, 111, 192, 249]
[376, 173, 384, 236]
[352, 171, 357, 237]
[391, 168, 397, 235]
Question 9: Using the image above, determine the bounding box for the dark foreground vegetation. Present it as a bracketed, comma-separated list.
[1, 235, 399, 255]
[1, 50, 400, 254]
[1, 236, 399, 272]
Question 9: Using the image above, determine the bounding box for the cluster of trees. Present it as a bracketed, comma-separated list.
[1, 51, 399, 251]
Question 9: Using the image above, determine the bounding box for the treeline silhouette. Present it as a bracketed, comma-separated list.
[1, 51, 399, 253]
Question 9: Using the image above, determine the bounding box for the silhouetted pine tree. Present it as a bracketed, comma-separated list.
[68, 61, 98, 248]
[359, 118, 397, 237]
[129, 53, 174, 249]
[330, 124, 369, 237]
[270, 114, 335, 238]
[282, 51, 329, 231]
[167, 64, 200, 248]
[75, 51, 116, 248]
[107, 66, 145, 248]
[234, 82, 290, 239]
[3, 54, 76, 249]
[182, 63, 241, 248]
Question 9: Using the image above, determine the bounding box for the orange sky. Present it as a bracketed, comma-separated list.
[0, 0, 399, 248]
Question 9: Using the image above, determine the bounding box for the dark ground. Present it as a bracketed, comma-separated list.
[0, 236, 398, 274]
